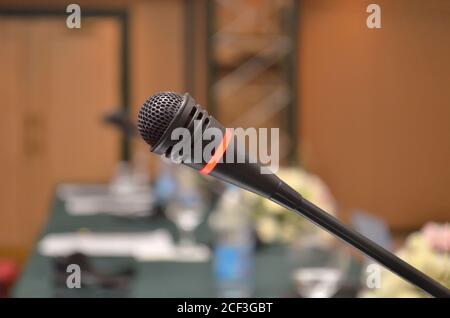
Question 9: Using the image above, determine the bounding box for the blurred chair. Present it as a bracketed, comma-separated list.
[351, 210, 393, 252]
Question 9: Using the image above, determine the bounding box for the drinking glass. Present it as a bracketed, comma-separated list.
[165, 190, 205, 252]
[290, 234, 349, 298]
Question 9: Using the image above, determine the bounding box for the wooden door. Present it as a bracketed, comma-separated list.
[0, 16, 121, 259]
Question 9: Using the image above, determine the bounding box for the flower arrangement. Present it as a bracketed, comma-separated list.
[360, 222, 450, 298]
[250, 167, 338, 244]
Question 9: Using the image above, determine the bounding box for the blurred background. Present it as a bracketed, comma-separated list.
[0, 0, 449, 298]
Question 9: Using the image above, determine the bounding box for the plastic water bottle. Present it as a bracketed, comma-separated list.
[209, 186, 254, 297]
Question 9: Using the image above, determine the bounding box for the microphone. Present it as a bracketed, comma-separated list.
[137, 92, 449, 298]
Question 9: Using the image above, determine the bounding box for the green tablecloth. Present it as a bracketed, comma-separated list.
[13, 197, 294, 297]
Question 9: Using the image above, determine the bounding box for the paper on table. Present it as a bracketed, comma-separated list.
[38, 230, 210, 262]
[39, 230, 175, 260]
[57, 183, 155, 217]
[133, 243, 210, 263]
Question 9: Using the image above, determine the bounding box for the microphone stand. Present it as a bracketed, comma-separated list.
[271, 183, 450, 298]
[137, 92, 449, 297]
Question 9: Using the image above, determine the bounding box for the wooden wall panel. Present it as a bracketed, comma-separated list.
[297, 0, 450, 230]
[129, 0, 186, 174]
[0, 17, 121, 257]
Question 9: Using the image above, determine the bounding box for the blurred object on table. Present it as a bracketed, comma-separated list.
[153, 159, 178, 213]
[351, 211, 394, 294]
[210, 186, 255, 297]
[153, 158, 219, 216]
[165, 166, 210, 261]
[57, 159, 154, 217]
[360, 222, 450, 298]
[53, 253, 135, 292]
[103, 109, 136, 138]
[253, 167, 338, 244]
[0, 259, 19, 298]
[352, 211, 393, 252]
[38, 227, 208, 263]
[423, 222, 450, 253]
[289, 234, 350, 298]
[38, 230, 174, 260]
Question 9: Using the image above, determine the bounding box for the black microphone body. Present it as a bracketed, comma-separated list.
[145, 93, 280, 198]
[138, 92, 450, 298]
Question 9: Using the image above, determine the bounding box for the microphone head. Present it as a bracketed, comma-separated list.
[137, 92, 184, 148]
[137, 91, 281, 199]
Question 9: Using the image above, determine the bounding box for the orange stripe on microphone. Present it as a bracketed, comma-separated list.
[200, 128, 233, 175]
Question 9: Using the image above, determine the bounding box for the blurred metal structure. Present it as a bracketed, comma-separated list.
[207, 0, 298, 161]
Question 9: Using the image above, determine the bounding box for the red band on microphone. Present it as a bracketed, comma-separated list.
[199, 128, 233, 175]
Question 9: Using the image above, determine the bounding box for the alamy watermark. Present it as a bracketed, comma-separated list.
[365, 263, 382, 289]
[66, 264, 81, 289]
[168, 122, 280, 174]
[65, 3, 380, 30]
[366, 4, 382, 29]
[66, 4, 81, 29]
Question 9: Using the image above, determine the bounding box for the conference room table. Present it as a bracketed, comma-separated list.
[13, 193, 360, 298]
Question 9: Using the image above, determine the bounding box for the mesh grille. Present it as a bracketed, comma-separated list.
[137, 92, 183, 147]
